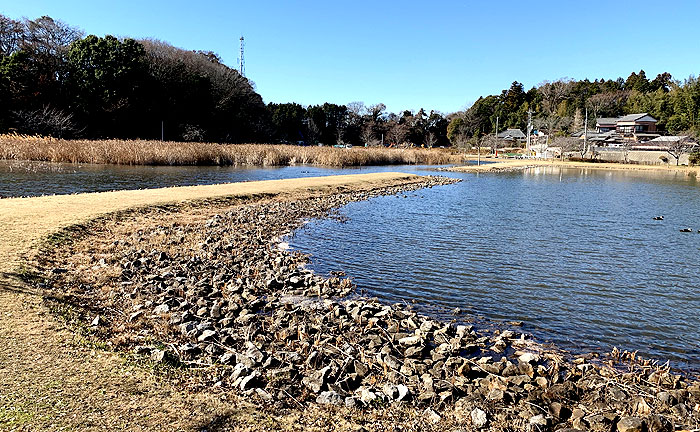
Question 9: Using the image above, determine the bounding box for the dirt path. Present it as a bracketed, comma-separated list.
[452, 158, 700, 174]
[0, 172, 420, 431]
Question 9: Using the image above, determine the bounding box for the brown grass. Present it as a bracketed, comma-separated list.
[0, 133, 463, 167]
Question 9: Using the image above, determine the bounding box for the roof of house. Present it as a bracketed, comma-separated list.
[497, 128, 526, 139]
[617, 113, 657, 123]
[596, 117, 619, 125]
[649, 135, 691, 143]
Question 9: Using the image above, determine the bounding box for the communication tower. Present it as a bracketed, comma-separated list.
[239, 36, 245, 77]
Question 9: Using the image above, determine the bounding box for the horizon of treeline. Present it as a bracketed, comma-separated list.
[1, 14, 699, 147]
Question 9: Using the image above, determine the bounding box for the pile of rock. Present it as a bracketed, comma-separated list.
[43, 176, 699, 431]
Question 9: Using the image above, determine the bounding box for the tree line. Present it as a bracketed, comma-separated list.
[0, 14, 450, 147]
[447, 71, 700, 146]
[2, 14, 698, 147]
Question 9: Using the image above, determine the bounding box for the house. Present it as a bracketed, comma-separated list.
[593, 113, 659, 143]
[615, 113, 658, 135]
[596, 118, 618, 133]
[497, 128, 526, 141]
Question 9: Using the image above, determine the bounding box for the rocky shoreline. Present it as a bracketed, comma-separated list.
[37, 176, 699, 431]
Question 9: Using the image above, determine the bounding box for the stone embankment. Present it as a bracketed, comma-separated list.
[37, 176, 699, 431]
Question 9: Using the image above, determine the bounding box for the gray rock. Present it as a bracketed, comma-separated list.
[239, 372, 260, 391]
[529, 414, 547, 426]
[302, 366, 330, 393]
[382, 383, 399, 400]
[424, 408, 441, 423]
[471, 408, 488, 428]
[617, 417, 644, 432]
[197, 329, 216, 342]
[316, 391, 343, 406]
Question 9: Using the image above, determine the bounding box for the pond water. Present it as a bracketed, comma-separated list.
[0, 160, 453, 198]
[289, 167, 700, 369]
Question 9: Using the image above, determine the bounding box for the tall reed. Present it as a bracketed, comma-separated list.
[0, 134, 464, 167]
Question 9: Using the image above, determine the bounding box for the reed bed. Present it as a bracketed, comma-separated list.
[0, 133, 463, 167]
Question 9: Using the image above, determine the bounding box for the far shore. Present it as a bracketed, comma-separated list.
[451, 157, 700, 175]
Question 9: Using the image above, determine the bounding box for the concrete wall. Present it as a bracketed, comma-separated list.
[589, 149, 690, 166]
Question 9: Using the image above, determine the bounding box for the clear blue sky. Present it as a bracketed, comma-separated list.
[2, 0, 699, 114]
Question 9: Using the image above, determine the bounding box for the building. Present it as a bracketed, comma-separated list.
[593, 113, 659, 143]
[596, 118, 618, 133]
[615, 113, 658, 135]
[496, 128, 526, 141]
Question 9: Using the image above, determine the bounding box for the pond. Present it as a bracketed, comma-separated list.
[289, 166, 700, 369]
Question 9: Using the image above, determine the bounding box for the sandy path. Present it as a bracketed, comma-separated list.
[0, 172, 419, 431]
[451, 158, 700, 174]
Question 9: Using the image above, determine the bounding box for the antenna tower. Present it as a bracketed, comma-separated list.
[239, 36, 245, 77]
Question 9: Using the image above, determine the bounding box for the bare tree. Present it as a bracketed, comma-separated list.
[666, 136, 695, 166]
[367, 103, 386, 123]
[386, 122, 408, 146]
[23, 16, 83, 57]
[13, 105, 81, 137]
[551, 136, 579, 160]
[538, 79, 572, 144]
[360, 123, 375, 146]
[423, 131, 437, 148]
[0, 14, 24, 56]
[586, 91, 630, 119]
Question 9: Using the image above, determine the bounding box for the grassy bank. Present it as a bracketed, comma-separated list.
[0, 134, 463, 167]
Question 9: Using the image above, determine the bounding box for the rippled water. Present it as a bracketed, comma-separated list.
[290, 167, 700, 369]
[1, 160, 454, 198]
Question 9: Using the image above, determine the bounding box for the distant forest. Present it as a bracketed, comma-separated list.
[1, 14, 699, 146]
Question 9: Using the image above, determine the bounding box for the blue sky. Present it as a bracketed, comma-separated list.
[2, 0, 699, 114]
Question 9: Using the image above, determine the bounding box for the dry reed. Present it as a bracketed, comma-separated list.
[0, 133, 463, 167]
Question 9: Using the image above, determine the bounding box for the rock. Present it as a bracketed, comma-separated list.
[150, 349, 169, 363]
[382, 383, 399, 400]
[424, 408, 441, 423]
[549, 402, 571, 420]
[317, 391, 344, 406]
[398, 335, 421, 346]
[396, 384, 410, 401]
[302, 367, 330, 393]
[197, 329, 216, 342]
[153, 303, 170, 314]
[529, 414, 547, 426]
[486, 388, 504, 401]
[645, 414, 673, 432]
[128, 310, 143, 322]
[219, 352, 236, 365]
[518, 352, 540, 364]
[90, 315, 101, 326]
[357, 387, 378, 405]
[238, 372, 260, 391]
[471, 408, 488, 428]
[617, 417, 644, 432]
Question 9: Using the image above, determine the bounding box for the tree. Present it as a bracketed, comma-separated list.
[0, 14, 24, 56]
[666, 136, 695, 166]
[68, 35, 148, 137]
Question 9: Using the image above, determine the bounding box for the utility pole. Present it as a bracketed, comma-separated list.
[494, 116, 499, 156]
[161, 120, 164, 142]
[239, 36, 245, 77]
[584, 107, 588, 158]
[526, 109, 532, 154]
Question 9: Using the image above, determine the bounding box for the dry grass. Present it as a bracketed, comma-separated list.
[0, 133, 463, 167]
